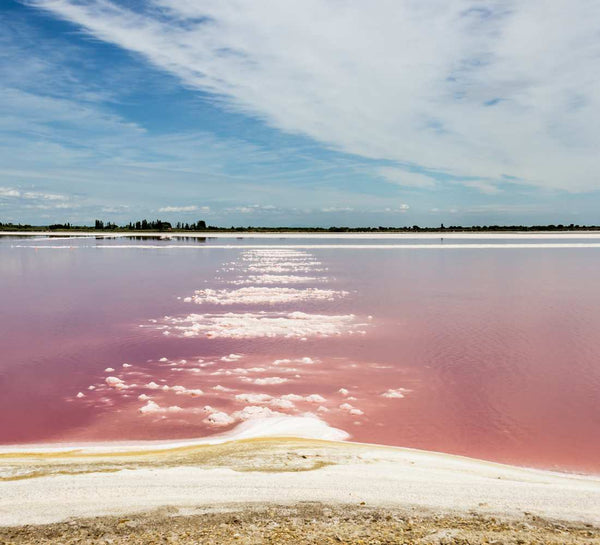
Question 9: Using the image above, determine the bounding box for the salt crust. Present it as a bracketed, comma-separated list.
[184, 286, 346, 305]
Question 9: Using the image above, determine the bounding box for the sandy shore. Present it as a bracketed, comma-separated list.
[1, 427, 600, 531]
[2, 504, 599, 544]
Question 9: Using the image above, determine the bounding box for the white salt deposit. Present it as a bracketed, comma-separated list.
[281, 394, 304, 402]
[185, 287, 346, 305]
[212, 385, 234, 392]
[139, 401, 184, 415]
[172, 386, 204, 397]
[339, 403, 363, 416]
[233, 393, 298, 410]
[211, 367, 268, 376]
[147, 383, 204, 396]
[156, 311, 362, 339]
[272, 357, 319, 366]
[246, 264, 326, 273]
[220, 353, 243, 362]
[105, 377, 127, 390]
[232, 405, 285, 421]
[205, 412, 235, 426]
[235, 393, 272, 403]
[229, 274, 326, 285]
[0, 415, 350, 455]
[381, 388, 409, 399]
[248, 377, 289, 385]
[74, 242, 600, 250]
[269, 398, 295, 409]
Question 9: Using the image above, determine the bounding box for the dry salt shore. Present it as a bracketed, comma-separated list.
[1, 419, 599, 543]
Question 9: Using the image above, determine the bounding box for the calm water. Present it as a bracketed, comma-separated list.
[1, 234, 600, 474]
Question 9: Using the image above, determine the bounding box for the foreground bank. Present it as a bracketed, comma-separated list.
[1, 422, 599, 535]
[2, 504, 599, 545]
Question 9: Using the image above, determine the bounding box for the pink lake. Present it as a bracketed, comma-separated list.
[1, 234, 600, 474]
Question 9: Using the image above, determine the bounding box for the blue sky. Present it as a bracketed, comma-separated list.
[1, 0, 599, 227]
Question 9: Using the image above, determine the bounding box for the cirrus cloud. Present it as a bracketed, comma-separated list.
[27, 0, 600, 193]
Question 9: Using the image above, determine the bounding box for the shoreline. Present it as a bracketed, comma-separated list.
[2, 418, 600, 528]
[5, 229, 600, 239]
[1, 416, 597, 480]
[0, 417, 351, 455]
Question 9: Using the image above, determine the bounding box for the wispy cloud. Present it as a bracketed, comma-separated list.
[28, 0, 600, 193]
[224, 204, 278, 214]
[158, 205, 201, 212]
[321, 207, 354, 213]
[458, 179, 502, 195]
[0, 185, 78, 214]
[383, 205, 410, 213]
[1, 186, 70, 202]
[377, 168, 437, 189]
[0, 188, 21, 198]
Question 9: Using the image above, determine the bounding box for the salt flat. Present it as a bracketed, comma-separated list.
[1, 418, 599, 527]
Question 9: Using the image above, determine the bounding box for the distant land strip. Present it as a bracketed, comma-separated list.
[2, 219, 600, 233]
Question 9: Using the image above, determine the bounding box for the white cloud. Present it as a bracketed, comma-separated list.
[321, 206, 354, 213]
[0, 186, 70, 201]
[101, 204, 130, 213]
[377, 168, 436, 189]
[22, 202, 78, 210]
[29, 0, 600, 192]
[383, 204, 410, 213]
[224, 204, 278, 214]
[458, 179, 502, 195]
[23, 191, 69, 201]
[158, 205, 199, 212]
[0, 188, 22, 198]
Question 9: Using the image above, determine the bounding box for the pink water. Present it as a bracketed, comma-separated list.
[1, 235, 600, 474]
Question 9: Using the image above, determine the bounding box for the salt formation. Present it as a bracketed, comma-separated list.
[122, 246, 383, 436]
[158, 311, 361, 339]
[139, 400, 184, 414]
[229, 274, 326, 285]
[381, 388, 409, 398]
[184, 286, 347, 305]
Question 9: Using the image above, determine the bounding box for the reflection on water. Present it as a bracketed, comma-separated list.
[1, 234, 600, 474]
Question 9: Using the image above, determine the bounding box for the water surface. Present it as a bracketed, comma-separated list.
[1, 233, 600, 474]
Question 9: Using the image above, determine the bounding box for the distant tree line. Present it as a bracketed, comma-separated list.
[174, 221, 208, 231]
[93, 219, 210, 231]
[2, 220, 600, 233]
